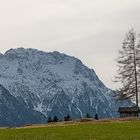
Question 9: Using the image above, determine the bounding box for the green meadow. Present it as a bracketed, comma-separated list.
[0, 121, 140, 140]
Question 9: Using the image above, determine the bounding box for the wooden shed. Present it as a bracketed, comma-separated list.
[118, 106, 139, 118]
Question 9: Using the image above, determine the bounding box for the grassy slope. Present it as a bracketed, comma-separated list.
[0, 121, 140, 140]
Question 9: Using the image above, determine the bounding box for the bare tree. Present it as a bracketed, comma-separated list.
[115, 29, 140, 107]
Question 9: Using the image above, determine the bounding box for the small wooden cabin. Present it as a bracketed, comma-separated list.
[118, 106, 139, 118]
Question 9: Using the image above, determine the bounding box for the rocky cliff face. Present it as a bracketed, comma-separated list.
[0, 84, 45, 126]
[0, 48, 131, 126]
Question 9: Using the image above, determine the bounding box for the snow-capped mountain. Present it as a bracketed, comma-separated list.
[0, 48, 131, 126]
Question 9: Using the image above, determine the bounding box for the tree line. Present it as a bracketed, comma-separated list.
[47, 113, 98, 123]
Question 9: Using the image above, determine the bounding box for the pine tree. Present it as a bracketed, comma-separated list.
[94, 114, 98, 120]
[86, 113, 91, 118]
[47, 117, 52, 123]
[64, 114, 71, 121]
[64, 116, 67, 121]
[115, 29, 140, 106]
[66, 114, 70, 121]
[53, 116, 58, 122]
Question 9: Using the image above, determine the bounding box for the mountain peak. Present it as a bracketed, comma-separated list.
[0, 47, 132, 126]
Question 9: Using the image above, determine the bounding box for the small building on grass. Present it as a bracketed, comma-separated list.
[118, 106, 139, 118]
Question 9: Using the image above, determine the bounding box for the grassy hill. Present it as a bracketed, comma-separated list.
[0, 120, 140, 140]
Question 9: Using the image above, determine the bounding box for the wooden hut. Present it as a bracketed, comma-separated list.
[118, 106, 139, 118]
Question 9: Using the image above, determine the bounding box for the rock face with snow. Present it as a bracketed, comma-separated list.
[0, 84, 45, 126]
[0, 48, 131, 126]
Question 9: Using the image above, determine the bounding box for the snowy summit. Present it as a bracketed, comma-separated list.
[0, 48, 131, 126]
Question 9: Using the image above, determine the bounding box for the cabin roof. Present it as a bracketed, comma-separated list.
[118, 106, 139, 113]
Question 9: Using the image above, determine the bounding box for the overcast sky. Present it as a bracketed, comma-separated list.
[0, 0, 140, 89]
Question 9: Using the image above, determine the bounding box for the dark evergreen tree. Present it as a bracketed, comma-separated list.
[47, 117, 52, 123]
[64, 114, 71, 121]
[67, 114, 70, 121]
[86, 113, 91, 118]
[53, 116, 58, 122]
[64, 116, 67, 121]
[94, 114, 98, 120]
